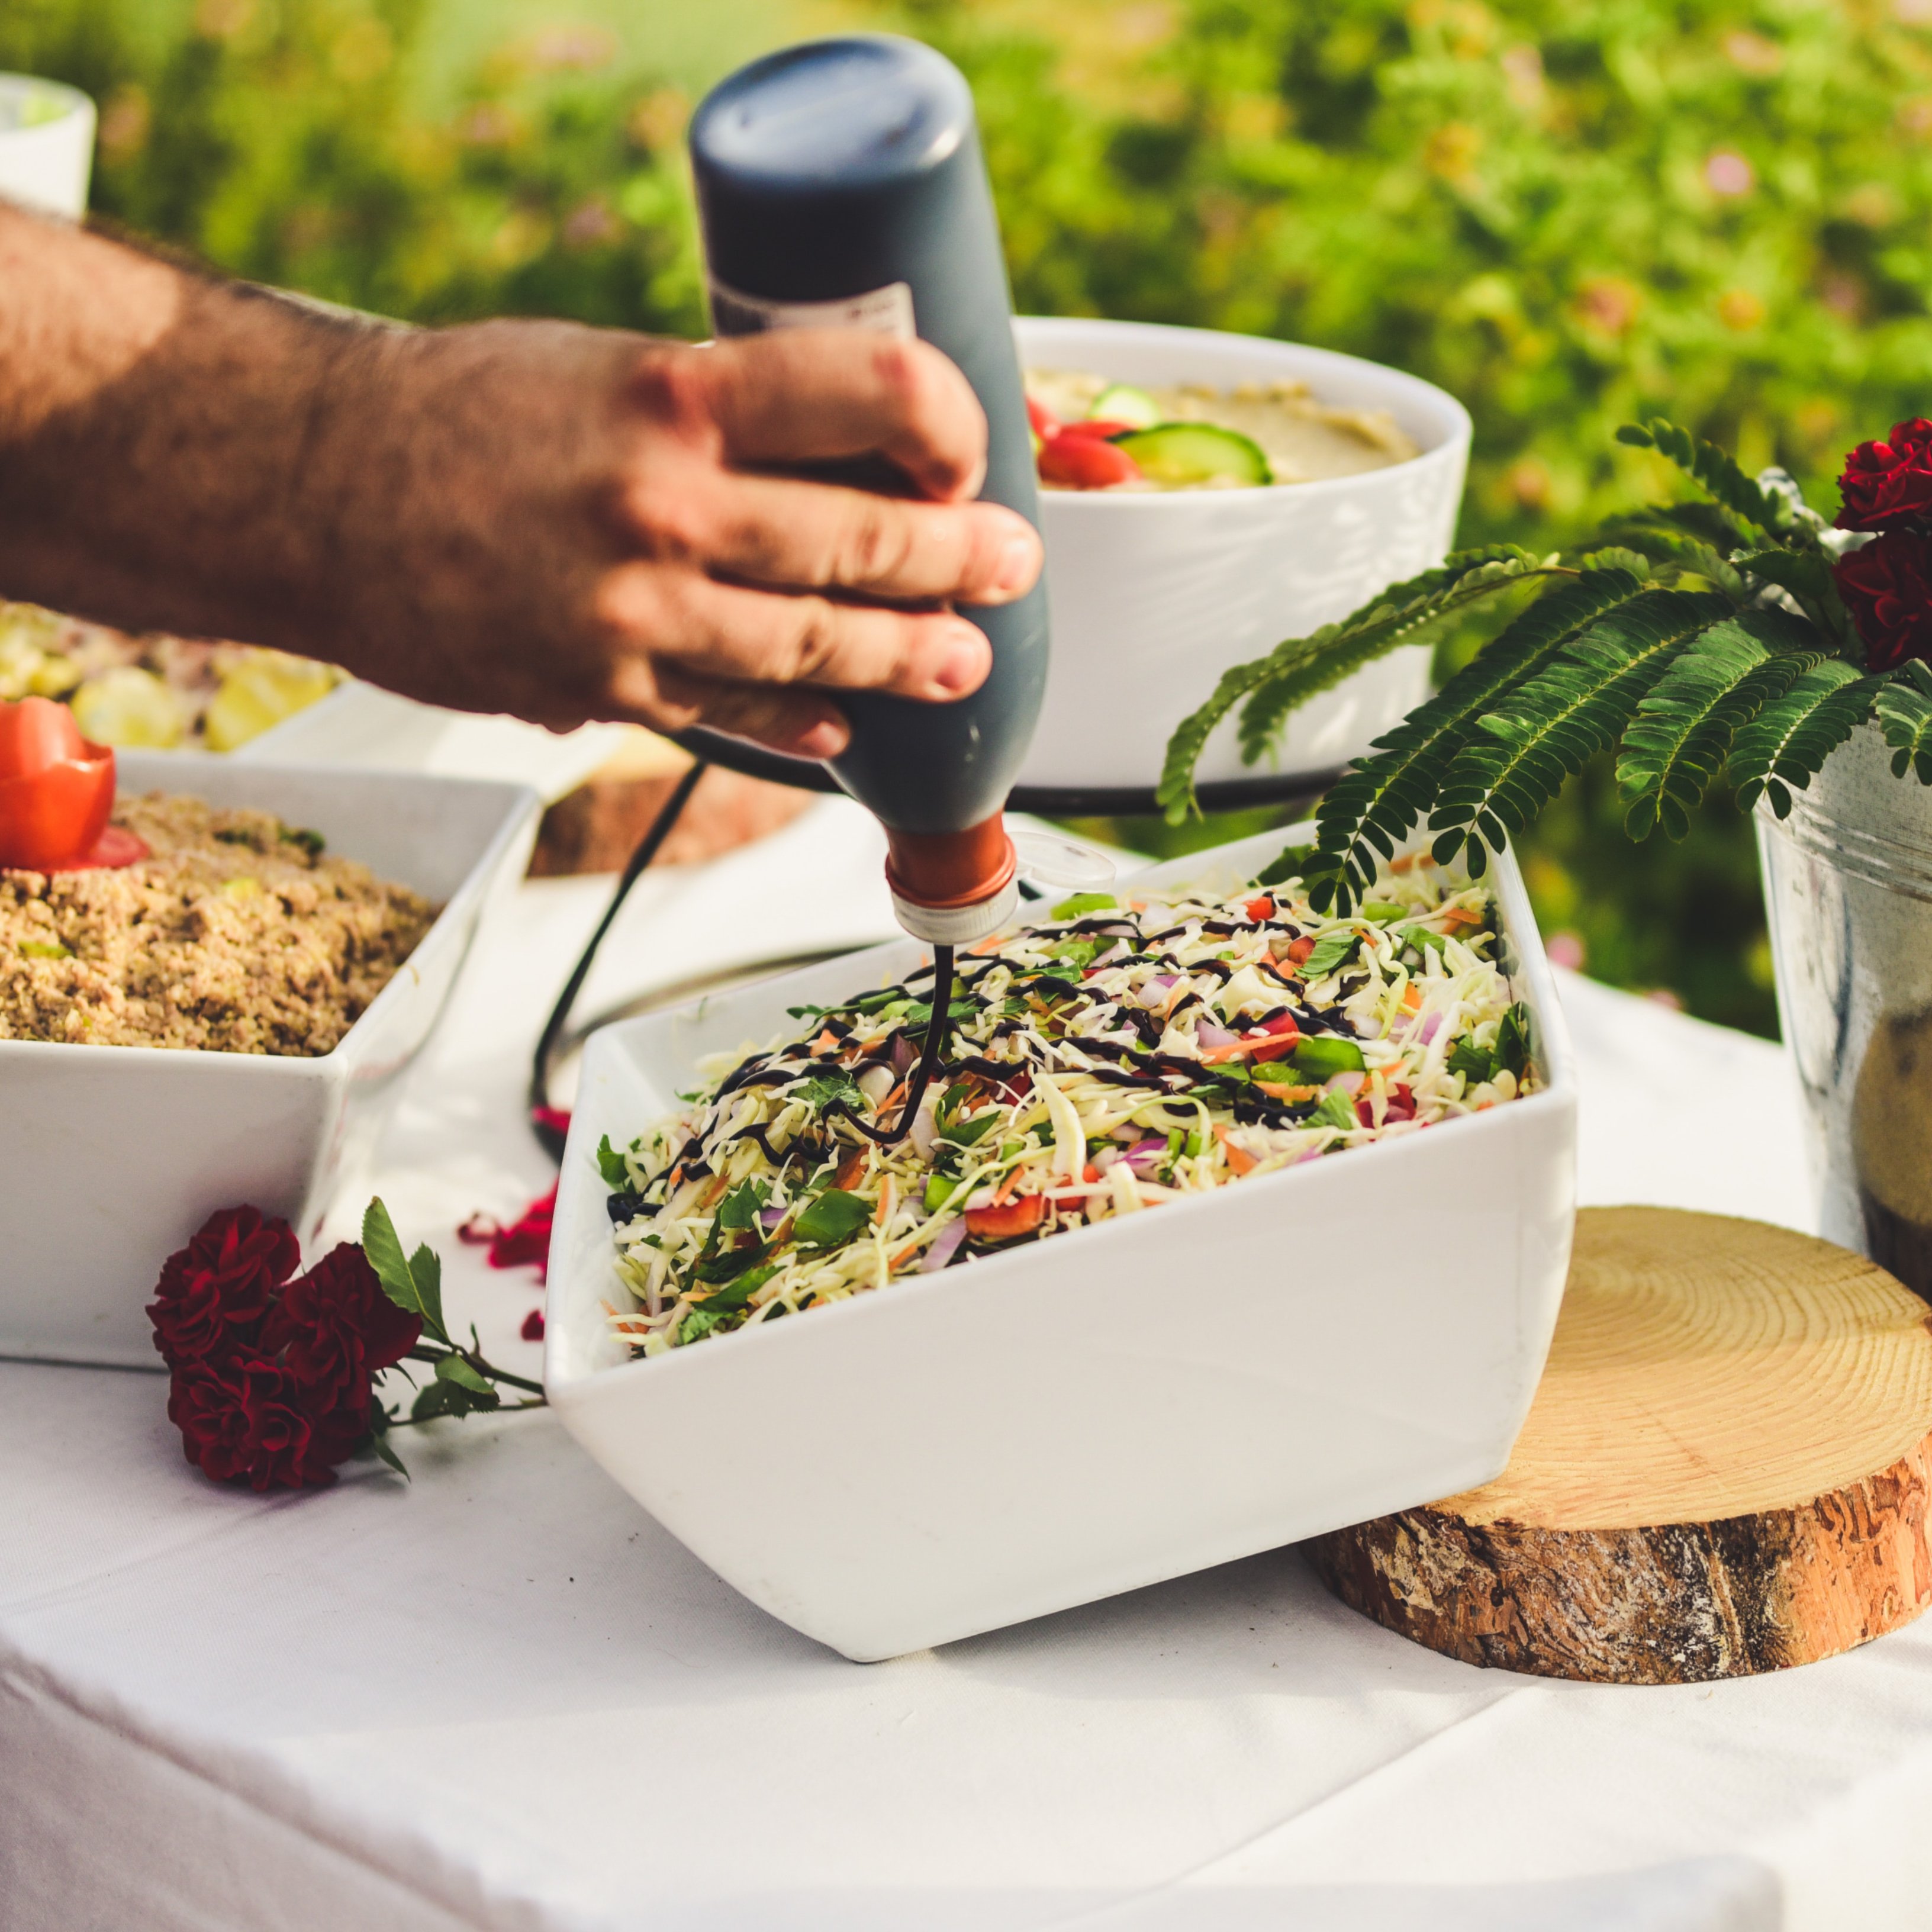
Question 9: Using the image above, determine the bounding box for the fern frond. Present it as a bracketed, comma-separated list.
[1875, 660, 1932, 784]
[1617, 420, 1802, 540]
[1154, 545, 1545, 820]
[1616, 612, 1829, 841]
[1303, 566, 1650, 909]
[1730, 661, 1882, 815]
[1232, 550, 1546, 769]
[1733, 550, 1853, 650]
[1428, 589, 1734, 872]
[1593, 517, 1744, 594]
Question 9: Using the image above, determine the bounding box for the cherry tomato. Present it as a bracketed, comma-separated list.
[1025, 395, 1061, 440]
[1057, 418, 1139, 442]
[1038, 434, 1142, 490]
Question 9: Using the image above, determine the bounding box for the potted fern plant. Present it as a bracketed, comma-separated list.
[1159, 418, 1932, 1296]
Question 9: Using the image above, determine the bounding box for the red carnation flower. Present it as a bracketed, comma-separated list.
[263, 1242, 421, 1409]
[1835, 530, 1932, 672]
[148, 1206, 302, 1368]
[168, 1355, 320, 1490]
[1837, 419, 1932, 531]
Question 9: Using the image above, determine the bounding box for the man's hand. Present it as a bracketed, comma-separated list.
[0, 207, 1042, 756]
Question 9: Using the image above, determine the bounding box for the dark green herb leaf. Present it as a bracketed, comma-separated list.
[698, 1261, 781, 1313]
[793, 1189, 873, 1250]
[716, 1179, 769, 1232]
[1311, 1090, 1361, 1132]
[679, 1309, 730, 1345]
[1301, 930, 1361, 980]
[1446, 1038, 1494, 1082]
[796, 1072, 861, 1111]
[279, 825, 327, 860]
[1495, 1003, 1532, 1080]
[595, 1134, 630, 1188]
[941, 1112, 1003, 1147]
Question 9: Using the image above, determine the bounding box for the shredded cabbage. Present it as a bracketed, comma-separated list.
[603, 845, 1534, 1357]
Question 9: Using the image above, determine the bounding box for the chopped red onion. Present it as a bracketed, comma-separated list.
[1419, 1011, 1443, 1045]
[920, 1219, 968, 1273]
[1196, 1020, 1238, 1049]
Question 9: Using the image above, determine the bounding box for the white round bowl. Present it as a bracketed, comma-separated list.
[1013, 316, 1471, 795]
[0, 75, 95, 218]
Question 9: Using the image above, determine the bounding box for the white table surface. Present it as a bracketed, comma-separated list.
[11, 798, 1926, 1932]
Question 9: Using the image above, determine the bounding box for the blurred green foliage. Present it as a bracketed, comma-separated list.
[0, 0, 709, 329]
[11, 0, 1931, 1034]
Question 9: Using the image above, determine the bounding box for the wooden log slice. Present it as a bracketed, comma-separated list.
[1306, 1207, 1932, 1683]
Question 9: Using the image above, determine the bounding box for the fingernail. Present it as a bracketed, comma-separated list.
[790, 719, 847, 759]
[993, 531, 1040, 597]
[933, 632, 990, 696]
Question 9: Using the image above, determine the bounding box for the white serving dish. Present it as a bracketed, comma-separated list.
[1013, 317, 1471, 793]
[0, 75, 94, 218]
[548, 825, 1576, 1661]
[0, 752, 540, 1368]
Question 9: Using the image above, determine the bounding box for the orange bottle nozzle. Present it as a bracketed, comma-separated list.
[882, 813, 1018, 945]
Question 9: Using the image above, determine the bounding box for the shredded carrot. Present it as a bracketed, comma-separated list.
[1389, 853, 1415, 874]
[969, 932, 1006, 956]
[813, 1029, 838, 1054]
[833, 1150, 868, 1192]
[1402, 983, 1423, 1011]
[1214, 1126, 1257, 1176]
[875, 1175, 896, 1226]
[993, 1162, 1025, 1204]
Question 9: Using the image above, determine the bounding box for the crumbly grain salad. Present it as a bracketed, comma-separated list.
[601, 844, 1535, 1358]
[0, 793, 436, 1054]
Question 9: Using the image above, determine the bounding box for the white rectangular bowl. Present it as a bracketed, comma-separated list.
[0, 752, 541, 1368]
[548, 827, 1576, 1661]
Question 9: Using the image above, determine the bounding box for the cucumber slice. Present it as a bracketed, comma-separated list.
[1089, 383, 1163, 430]
[1113, 423, 1272, 487]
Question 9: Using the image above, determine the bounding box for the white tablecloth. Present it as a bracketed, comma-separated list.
[11, 800, 1925, 1932]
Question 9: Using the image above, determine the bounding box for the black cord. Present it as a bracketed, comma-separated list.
[528, 758, 709, 1160]
[817, 944, 955, 1148]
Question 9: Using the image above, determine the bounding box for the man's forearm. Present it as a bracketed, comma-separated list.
[0, 203, 391, 657]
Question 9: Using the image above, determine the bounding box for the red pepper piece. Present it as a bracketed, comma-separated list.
[0, 697, 139, 872]
[1245, 894, 1275, 922]
[1285, 935, 1316, 964]
[1038, 434, 1142, 489]
[964, 1193, 1048, 1242]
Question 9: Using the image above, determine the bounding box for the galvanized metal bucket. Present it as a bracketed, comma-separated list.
[1759, 720, 1932, 1296]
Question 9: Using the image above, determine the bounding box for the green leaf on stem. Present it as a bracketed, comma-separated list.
[362, 1197, 450, 1345]
[434, 1354, 495, 1395]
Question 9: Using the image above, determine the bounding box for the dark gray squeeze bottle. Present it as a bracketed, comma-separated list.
[688, 34, 1047, 942]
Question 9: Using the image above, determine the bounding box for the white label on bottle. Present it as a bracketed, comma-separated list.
[707, 276, 916, 340]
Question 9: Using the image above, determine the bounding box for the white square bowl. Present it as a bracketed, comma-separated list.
[0, 751, 541, 1368]
[548, 827, 1576, 1661]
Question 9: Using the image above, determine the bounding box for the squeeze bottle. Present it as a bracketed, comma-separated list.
[688, 34, 1048, 946]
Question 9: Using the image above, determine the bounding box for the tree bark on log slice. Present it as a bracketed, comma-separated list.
[1306, 1207, 1932, 1683]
